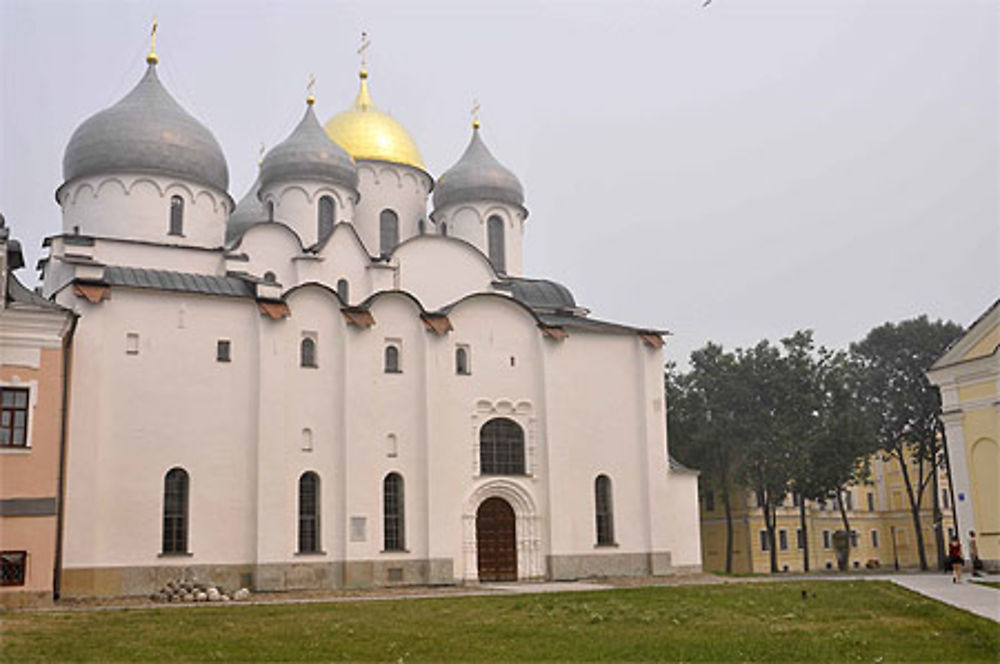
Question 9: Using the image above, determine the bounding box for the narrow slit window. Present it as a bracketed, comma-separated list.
[169, 196, 184, 236]
[162, 468, 189, 554]
[595, 475, 615, 546]
[336, 278, 349, 304]
[298, 472, 320, 553]
[318, 196, 335, 243]
[301, 336, 317, 368]
[455, 346, 470, 375]
[487, 215, 506, 273]
[383, 473, 405, 551]
[379, 209, 399, 256]
[384, 345, 400, 373]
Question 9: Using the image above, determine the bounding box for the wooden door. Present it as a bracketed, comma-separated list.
[476, 497, 517, 581]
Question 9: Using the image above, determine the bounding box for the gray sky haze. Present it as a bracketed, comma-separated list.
[1, 0, 996, 366]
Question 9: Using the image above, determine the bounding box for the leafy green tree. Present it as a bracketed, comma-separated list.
[851, 316, 963, 570]
[666, 345, 746, 573]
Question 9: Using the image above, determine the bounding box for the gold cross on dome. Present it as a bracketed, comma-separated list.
[471, 99, 481, 129]
[358, 31, 372, 70]
[306, 74, 316, 105]
[147, 17, 159, 64]
[258, 142, 266, 166]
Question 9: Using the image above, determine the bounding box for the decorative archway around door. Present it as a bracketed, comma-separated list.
[462, 478, 543, 581]
[476, 497, 516, 581]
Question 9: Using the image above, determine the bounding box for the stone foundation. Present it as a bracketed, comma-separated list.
[547, 551, 687, 580]
[60, 558, 456, 598]
[0, 590, 52, 610]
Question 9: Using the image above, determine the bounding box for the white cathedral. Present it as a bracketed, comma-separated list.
[37, 42, 701, 596]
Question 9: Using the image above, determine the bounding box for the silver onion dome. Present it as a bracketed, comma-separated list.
[259, 103, 358, 192]
[225, 176, 267, 246]
[61, 63, 229, 194]
[434, 127, 524, 211]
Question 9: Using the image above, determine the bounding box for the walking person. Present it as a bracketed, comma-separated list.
[968, 531, 982, 577]
[948, 535, 964, 583]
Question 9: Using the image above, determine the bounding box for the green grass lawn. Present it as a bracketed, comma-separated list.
[2, 581, 997, 662]
[973, 580, 1000, 590]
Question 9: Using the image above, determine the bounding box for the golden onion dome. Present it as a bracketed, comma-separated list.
[323, 70, 426, 173]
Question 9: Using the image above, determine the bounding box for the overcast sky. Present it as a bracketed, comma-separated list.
[1, 0, 996, 367]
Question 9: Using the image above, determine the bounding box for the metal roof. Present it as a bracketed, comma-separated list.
[226, 176, 267, 245]
[102, 266, 254, 298]
[6, 272, 66, 310]
[433, 127, 524, 211]
[497, 277, 576, 313]
[260, 104, 358, 192]
[62, 64, 229, 194]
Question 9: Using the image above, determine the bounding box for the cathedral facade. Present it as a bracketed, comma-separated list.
[38, 45, 700, 596]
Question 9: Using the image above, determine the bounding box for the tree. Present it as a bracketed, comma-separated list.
[667, 345, 746, 573]
[851, 316, 963, 570]
[737, 339, 796, 574]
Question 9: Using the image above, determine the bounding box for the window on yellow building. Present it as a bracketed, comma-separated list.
[867, 492, 875, 512]
[822, 530, 831, 549]
[760, 531, 769, 552]
[779, 529, 788, 551]
[941, 489, 950, 509]
[703, 490, 715, 512]
[850, 530, 859, 548]
[871, 530, 879, 548]
[796, 529, 805, 550]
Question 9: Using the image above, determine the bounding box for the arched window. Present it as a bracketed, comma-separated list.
[267, 200, 275, 222]
[418, 219, 426, 235]
[595, 475, 615, 545]
[162, 468, 189, 554]
[379, 209, 399, 256]
[318, 196, 335, 243]
[384, 345, 400, 373]
[298, 472, 320, 553]
[300, 337, 317, 368]
[440, 222, 448, 237]
[383, 473, 405, 551]
[455, 346, 470, 375]
[487, 215, 506, 273]
[336, 278, 349, 304]
[480, 418, 525, 475]
[169, 196, 184, 236]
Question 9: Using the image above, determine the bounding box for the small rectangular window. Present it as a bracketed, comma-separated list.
[822, 530, 831, 550]
[941, 489, 950, 509]
[796, 528, 805, 550]
[779, 529, 788, 551]
[845, 492, 853, 511]
[0, 551, 27, 586]
[126, 332, 140, 355]
[0, 387, 30, 448]
[760, 530, 769, 552]
[704, 489, 715, 512]
[850, 530, 859, 548]
[871, 530, 880, 549]
[216, 340, 231, 362]
[867, 492, 875, 512]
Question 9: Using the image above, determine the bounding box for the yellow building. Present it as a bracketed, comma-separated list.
[699, 454, 953, 573]
[927, 299, 999, 570]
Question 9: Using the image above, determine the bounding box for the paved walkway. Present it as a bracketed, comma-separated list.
[886, 574, 1000, 622]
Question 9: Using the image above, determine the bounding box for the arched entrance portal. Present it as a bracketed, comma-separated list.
[476, 497, 517, 581]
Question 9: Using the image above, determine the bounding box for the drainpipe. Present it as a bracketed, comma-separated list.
[52, 311, 78, 601]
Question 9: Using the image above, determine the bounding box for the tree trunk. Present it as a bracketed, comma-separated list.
[764, 498, 778, 573]
[799, 496, 809, 572]
[722, 485, 734, 574]
[837, 488, 852, 568]
[931, 454, 945, 570]
[895, 447, 929, 570]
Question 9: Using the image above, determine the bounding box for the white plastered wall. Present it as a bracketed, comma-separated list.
[60, 174, 230, 248]
[432, 202, 525, 276]
[258, 180, 357, 249]
[353, 162, 432, 255]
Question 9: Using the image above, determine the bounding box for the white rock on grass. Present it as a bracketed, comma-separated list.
[233, 588, 250, 601]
